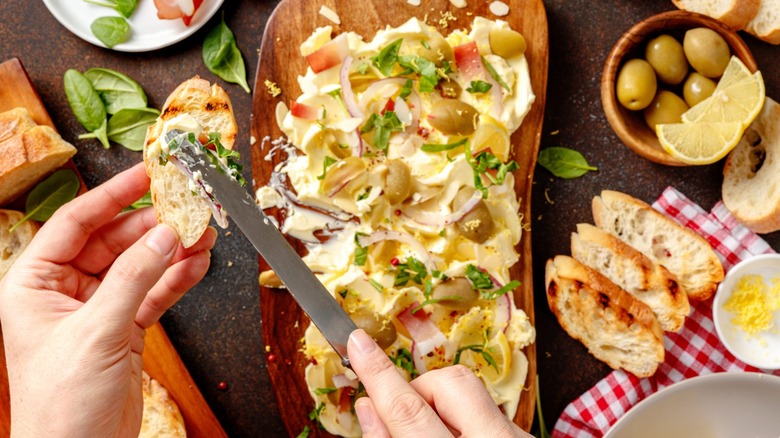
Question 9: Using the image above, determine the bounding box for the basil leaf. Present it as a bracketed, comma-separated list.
[317, 156, 337, 180]
[481, 56, 511, 91]
[398, 55, 438, 92]
[482, 280, 521, 300]
[90, 16, 130, 48]
[466, 80, 493, 94]
[64, 69, 106, 133]
[537, 146, 598, 179]
[203, 15, 251, 93]
[313, 387, 338, 395]
[124, 191, 152, 211]
[83, 0, 137, 18]
[389, 349, 418, 378]
[372, 38, 403, 76]
[466, 265, 493, 290]
[92, 119, 110, 149]
[84, 68, 147, 114]
[104, 107, 159, 151]
[10, 170, 80, 232]
[421, 138, 467, 152]
[399, 79, 413, 99]
[295, 425, 311, 438]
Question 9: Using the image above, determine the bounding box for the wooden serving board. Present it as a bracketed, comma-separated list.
[0, 58, 226, 438]
[251, 0, 548, 434]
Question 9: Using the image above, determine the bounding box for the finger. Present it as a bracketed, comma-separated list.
[83, 224, 179, 327]
[134, 250, 211, 328]
[347, 329, 451, 438]
[354, 397, 391, 438]
[409, 365, 522, 437]
[26, 163, 150, 264]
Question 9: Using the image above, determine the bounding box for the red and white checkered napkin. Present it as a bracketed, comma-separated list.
[552, 187, 780, 438]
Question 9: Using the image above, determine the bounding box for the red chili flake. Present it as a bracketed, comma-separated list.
[217, 381, 228, 391]
[381, 98, 395, 114]
[280, 310, 286, 316]
[309, 357, 318, 366]
[390, 258, 399, 266]
[394, 209, 402, 216]
[267, 354, 277, 363]
[417, 126, 430, 139]
[285, 359, 293, 366]
[666, 250, 672, 257]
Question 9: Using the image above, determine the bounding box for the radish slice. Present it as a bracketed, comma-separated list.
[340, 56, 364, 119]
[332, 373, 359, 389]
[290, 101, 321, 120]
[403, 190, 482, 227]
[357, 230, 435, 272]
[410, 342, 429, 375]
[454, 41, 485, 80]
[337, 387, 354, 412]
[306, 33, 349, 73]
[398, 305, 447, 356]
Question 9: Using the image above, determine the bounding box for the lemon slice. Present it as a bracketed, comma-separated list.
[479, 331, 512, 383]
[472, 115, 511, 162]
[657, 121, 744, 165]
[681, 56, 765, 128]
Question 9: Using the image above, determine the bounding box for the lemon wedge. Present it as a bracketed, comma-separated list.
[472, 115, 511, 162]
[656, 121, 744, 165]
[479, 331, 512, 384]
[681, 56, 765, 128]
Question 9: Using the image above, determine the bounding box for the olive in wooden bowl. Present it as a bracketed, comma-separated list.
[601, 10, 757, 166]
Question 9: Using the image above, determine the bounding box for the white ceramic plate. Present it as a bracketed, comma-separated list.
[43, 0, 225, 52]
[605, 373, 780, 438]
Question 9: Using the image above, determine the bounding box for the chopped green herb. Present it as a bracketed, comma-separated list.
[308, 402, 326, 429]
[465, 143, 519, 198]
[368, 278, 384, 292]
[202, 133, 247, 187]
[421, 138, 468, 152]
[420, 40, 431, 50]
[466, 265, 494, 290]
[399, 78, 414, 99]
[317, 156, 338, 180]
[356, 63, 370, 74]
[339, 290, 348, 299]
[390, 348, 419, 378]
[360, 111, 404, 150]
[481, 56, 510, 91]
[398, 55, 439, 92]
[372, 38, 403, 76]
[466, 80, 493, 94]
[482, 280, 521, 300]
[453, 344, 498, 372]
[356, 189, 370, 201]
[314, 387, 338, 395]
[393, 257, 428, 286]
[296, 425, 311, 438]
[354, 232, 368, 266]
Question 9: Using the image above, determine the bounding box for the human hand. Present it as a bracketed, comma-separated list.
[347, 329, 533, 438]
[0, 163, 215, 438]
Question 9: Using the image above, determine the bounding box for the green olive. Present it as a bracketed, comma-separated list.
[410, 35, 454, 66]
[439, 79, 462, 99]
[453, 186, 495, 243]
[682, 72, 717, 106]
[427, 100, 478, 136]
[616, 58, 657, 111]
[643, 90, 689, 130]
[385, 159, 412, 204]
[489, 28, 527, 58]
[350, 309, 397, 350]
[683, 28, 730, 78]
[644, 34, 688, 85]
[431, 277, 478, 310]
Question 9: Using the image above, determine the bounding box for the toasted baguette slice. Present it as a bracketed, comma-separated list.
[0, 125, 77, 206]
[672, 0, 759, 30]
[0, 209, 39, 278]
[571, 223, 690, 332]
[139, 371, 186, 438]
[722, 99, 780, 232]
[746, 0, 780, 44]
[545, 255, 664, 377]
[0, 107, 37, 142]
[144, 77, 237, 247]
[592, 190, 724, 301]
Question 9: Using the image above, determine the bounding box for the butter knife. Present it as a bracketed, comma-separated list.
[163, 129, 357, 367]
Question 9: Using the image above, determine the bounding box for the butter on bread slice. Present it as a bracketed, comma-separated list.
[0, 123, 77, 205]
[592, 190, 724, 301]
[571, 223, 690, 332]
[545, 255, 664, 378]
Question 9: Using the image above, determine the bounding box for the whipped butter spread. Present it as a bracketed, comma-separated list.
[257, 17, 536, 436]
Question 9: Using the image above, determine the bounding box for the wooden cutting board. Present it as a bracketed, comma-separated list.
[251, 0, 547, 435]
[0, 58, 226, 438]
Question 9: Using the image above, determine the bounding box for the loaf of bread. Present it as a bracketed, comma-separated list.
[0, 123, 77, 206]
[592, 190, 724, 301]
[0, 209, 38, 279]
[671, 0, 759, 30]
[722, 98, 780, 232]
[545, 255, 664, 378]
[0, 107, 37, 143]
[139, 371, 187, 438]
[143, 77, 237, 247]
[745, 0, 780, 44]
[571, 223, 690, 332]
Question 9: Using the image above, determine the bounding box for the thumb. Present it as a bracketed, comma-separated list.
[86, 224, 179, 326]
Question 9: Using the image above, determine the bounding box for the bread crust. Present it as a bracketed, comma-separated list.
[545, 255, 664, 377]
[745, 0, 780, 44]
[593, 190, 724, 301]
[143, 76, 237, 248]
[672, 0, 760, 30]
[139, 371, 186, 438]
[0, 107, 36, 143]
[0, 209, 38, 278]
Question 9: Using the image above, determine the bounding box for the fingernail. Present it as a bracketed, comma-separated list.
[145, 225, 178, 255]
[350, 329, 376, 355]
[355, 400, 374, 431]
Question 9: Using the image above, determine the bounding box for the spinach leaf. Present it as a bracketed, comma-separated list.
[84, 68, 147, 114]
[124, 191, 152, 211]
[202, 16, 251, 93]
[466, 80, 492, 94]
[90, 16, 130, 48]
[360, 112, 404, 150]
[64, 69, 110, 148]
[104, 107, 160, 151]
[371, 38, 403, 76]
[398, 55, 439, 92]
[10, 170, 80, 232]
[83, 0, 137, 18]
[537, 146, 598, 179]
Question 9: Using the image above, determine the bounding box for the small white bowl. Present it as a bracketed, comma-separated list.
[713, 254, 780, 370]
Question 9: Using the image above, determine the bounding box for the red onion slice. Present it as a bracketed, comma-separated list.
[494, 292, 512, 333]
[397, 305, 447, 357]
[340, 56, 364, 119]
[357, 230, 435, 272]
[403, 190, 482, 227]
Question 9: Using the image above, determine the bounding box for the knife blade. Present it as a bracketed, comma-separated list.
[163, 129, 357, 367]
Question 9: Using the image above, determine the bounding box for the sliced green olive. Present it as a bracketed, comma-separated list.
[350, 309, 397, 350]
[427, 100, 477, 136]
[489, 28, 527, 58]
[439, 79, 462, 99]
[453, 186, 495, 243]
[384, 159, 412, 204]
[432, 277, 478, 310]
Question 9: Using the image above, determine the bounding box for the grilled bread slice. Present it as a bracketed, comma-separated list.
[143, 77, 237, 247]
[0, 124, 77, 206]
[571, 223, 690, 332]
[545, 255, 664, 378]
[0, 107, 37, 143]
[671, 0, 759, 30]
[592, 190, 724, 301]
[0, 209, 38, 279]
[745, 0, 780, 44]
[139, 371, 186, 438]
[722, 98, 780, 232]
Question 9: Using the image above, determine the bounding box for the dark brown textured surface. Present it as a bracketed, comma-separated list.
[1, 0, 779, 437]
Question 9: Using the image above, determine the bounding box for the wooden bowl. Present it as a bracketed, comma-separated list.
[601, 10, 757, 166]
